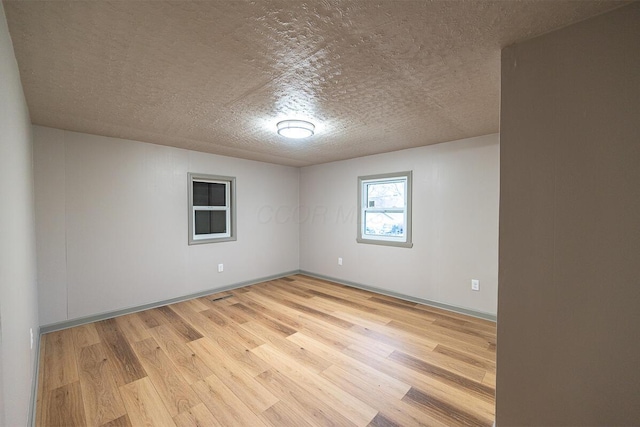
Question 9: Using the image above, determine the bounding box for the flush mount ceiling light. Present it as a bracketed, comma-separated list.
[276, 120, 315, 139]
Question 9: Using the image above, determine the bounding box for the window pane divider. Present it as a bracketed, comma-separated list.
[364, 208, 405, 213]
[193, 206, 227, 211]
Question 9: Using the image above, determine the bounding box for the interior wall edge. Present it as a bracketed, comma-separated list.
[496, 3, 640, 424]
[27, 326, 40, 427]
[0, 2, 40, 425]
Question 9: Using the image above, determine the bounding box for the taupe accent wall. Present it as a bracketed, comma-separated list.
[34, 126, 300, 325]
[0, 3, 40, 425]
[300, 134, 500, 316]
[497, 3, 640, 425]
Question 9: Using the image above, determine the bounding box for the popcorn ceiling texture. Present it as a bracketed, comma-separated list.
[4, 1, 626, 166]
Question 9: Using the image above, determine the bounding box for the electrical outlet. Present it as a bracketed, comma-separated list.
[338, 257, 343, 266]
[471, 279, 480, 291]
[218, 263, 224, 273]
[30, 328, 34, 349]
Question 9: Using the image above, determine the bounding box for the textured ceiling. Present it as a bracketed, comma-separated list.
[4, 1, 628, 166]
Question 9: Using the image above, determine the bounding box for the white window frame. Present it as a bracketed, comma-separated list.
[357, 171, 413, 248]
[188, 173, 237, 245]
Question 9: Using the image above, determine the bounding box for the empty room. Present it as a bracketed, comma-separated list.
[1, 1, 638, 426]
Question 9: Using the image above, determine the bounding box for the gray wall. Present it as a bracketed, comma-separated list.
[34, 126, 300, 325]
[0, 3, 40, 425]
[300, 134, 499, 316]
[497, 3, 640, 425]
[35, 128, 500, 326]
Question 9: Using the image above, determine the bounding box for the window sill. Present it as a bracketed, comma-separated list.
[356, 237, 413, 248]
[188, 236, 237, 245]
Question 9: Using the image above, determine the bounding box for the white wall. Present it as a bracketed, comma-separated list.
[34, 126, 300, 325]
[0, 3, 40, 425]
[300, 134, 499, 316]
[497, 3, 640, 425]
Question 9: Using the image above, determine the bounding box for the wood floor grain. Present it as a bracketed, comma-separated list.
[36, 274, 496, 426]
[76, 342, 126, 425]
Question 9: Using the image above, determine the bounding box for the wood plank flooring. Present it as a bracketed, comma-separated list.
[36, 274, 496, 426]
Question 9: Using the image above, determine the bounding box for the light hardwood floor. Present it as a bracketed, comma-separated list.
[36, 274, 496, 426]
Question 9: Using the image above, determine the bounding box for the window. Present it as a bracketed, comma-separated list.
[357, 171, 413, 248]
[188, 173, 236, 244]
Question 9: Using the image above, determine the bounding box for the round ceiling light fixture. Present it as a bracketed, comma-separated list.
[276, 120, 315, 139]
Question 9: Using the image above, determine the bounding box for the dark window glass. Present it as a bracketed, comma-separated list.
[193, 182, 226, 207]
[194, 210, 227, 235]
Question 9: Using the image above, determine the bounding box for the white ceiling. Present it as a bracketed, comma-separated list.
[4, 1, 627, 166]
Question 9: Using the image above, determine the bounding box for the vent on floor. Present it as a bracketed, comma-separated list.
[210, 294, 234, 302]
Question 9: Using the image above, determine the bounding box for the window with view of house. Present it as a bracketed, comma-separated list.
[188, 173, 236, 244]
[357, 171, 413, 248]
